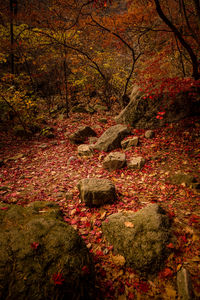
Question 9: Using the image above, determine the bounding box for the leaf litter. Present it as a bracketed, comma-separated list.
[0, 113, 199, 299]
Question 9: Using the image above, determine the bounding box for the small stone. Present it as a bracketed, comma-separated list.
[177, 267, 194, 300]
[127, 157, 145, 169]
[145, 130, 154, 139]
[77, 178, 117, 207]
[121, 137, 139, 149]
[78, 145, 93, 156]
[103, 152, 126, 171]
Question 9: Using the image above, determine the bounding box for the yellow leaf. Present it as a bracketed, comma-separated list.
[164, 284, 176, 299]
[111, 254, 126, 266]
[177, 264, 182, 271]
[124, 221, 134, 228]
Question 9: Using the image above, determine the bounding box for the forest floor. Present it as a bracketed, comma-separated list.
[0, 111, 200, 299]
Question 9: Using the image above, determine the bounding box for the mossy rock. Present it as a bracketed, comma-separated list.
[102, 204, 171, 275]
[169, 173, 199, 189]
[94, 104, 108, 112]
[71, 105, 88, 113]
[13, 125, 30, 137]
[0, 201, 95, 300]
[40, 127, 55, 139]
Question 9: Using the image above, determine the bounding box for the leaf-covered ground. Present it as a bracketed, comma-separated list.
[0, 112, 200, 299]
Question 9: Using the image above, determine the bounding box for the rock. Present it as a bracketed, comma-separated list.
[169, 173, 199, 189]
[88, 137, 98, 145]
[127, 157, 145, 169]
[77, 178, 117, 207]
[13, 125, 30, 137]
[78, 145, 94, 156]
[121, 137, 139, 149]
[115, 85, 200, 129]
[102, 204, 171, 274]
[145, 130, 154, 139]
[69, 126, 97, 144]
[71, 104, 88, 113]
[40, 127, 55, 138]
[103, 152, 126, 171]
[177, 267, 194, 300]
[94, 104, 108, 112]
[93, 124, 130, 152]
[0, 201, 95, 300]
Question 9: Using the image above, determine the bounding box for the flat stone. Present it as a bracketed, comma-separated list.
[177, 267, 194, 300]
[145, 130, 154, 139]
[69, 126, 97, 144]
[78, 144, 93, 156]
[127, 157, 145, 169]
[121, 136, 139, 149]
[93, 124, 130, 152]
[103, 152, 126, 171]
[77, 178, 116, 207]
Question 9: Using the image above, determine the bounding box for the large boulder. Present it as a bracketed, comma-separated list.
[103, 152, 126, 171]
[0, 201, 95, 300]
[69, 126, 97, 144]
[102, 204, 171, 274]
[93, 124, 130, 152]
[116, 85, 200, 129]
[77, 178, 117, 207]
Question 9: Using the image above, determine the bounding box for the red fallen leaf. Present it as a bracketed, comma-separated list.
[159, 267, 173, 278]
[0, 207, 9, 210]
[138, 282, 150, 293]
[188, 215, 200, 225]
[52, 272, 64, 285]
[96, 250, 104, 256]
[128, 292, 135, 300]
[180, 235, 187, 243]
[166, 242, 174, 249]
[31, 242, 39, 250]
[71, 219, 77, 225]
[82, 265, 90, 275]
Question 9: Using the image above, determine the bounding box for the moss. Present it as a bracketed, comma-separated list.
[102, 204, 171, 275]
[0, 202, 95, 300]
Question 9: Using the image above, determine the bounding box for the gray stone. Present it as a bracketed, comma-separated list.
[78, 144, 93, 156]
[93, 124, 130, 152]
[69, 126, 97, 144]
[177, 267, 194, 300]
[77, 178, 116, 207]
[115, 85, 200, 129]
[0, 201, 95, 300]
[103, 152, 126, 171]
[102, 204, 171, 274]
[121, 136, 139, 149]
[145, 130, 154, 139]
[127, 157, 145, 169]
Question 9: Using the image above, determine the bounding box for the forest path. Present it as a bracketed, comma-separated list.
[0, 112, 199, 299]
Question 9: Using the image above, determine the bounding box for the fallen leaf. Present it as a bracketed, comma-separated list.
[111, 254, 126, 266]
[124, 221, 134, 228]
[164, 284, 176, 299]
